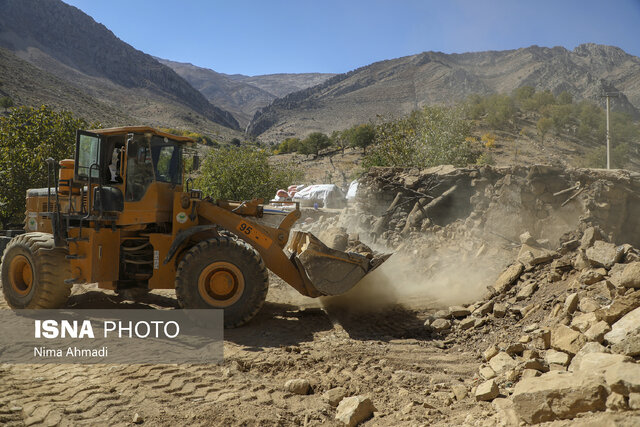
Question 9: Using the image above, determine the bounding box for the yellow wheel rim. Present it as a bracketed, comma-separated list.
[197, 262, 244, 308]
[9, 255, 33, 296]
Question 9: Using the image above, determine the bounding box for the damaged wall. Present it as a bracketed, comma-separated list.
[355, 165, 640, 249]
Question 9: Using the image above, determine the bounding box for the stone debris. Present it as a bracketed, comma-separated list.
[584, 320, 611, 343]
[585, 240, 623, 268]
[621, 262, 640, 288]
[308, 165, 640, 425]
[492, 264, 524, 294]
[564, 293, 579, 314]
[323, 387, 347, 407]
[488, 352, 517, 374]
[511, 372, 607, 423]
[284, 378, 310, 395]
[551, 325, 587, 355]
[604, 306, 640, 345]
[475, 379, 499, 401]
[335, 396, 376, 427]
[544, 349, 570, 366]
[132, 413, 144, 424]
[605, 362, 640, 396]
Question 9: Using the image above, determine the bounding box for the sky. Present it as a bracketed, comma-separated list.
[62, 0, 640, 76]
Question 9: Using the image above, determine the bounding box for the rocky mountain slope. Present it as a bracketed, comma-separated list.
[248, 44, 640, 142]
[159, 58, 334, 127]
[228, 73, 337, 99]
[0, 47, 131, 125]
[0, 0, 240, 135]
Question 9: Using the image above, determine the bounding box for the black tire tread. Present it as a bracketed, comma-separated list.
[1, 232, 71, 309]
[175, 237, 268, 328]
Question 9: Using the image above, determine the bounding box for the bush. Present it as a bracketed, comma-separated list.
[364, 106, 479, 169]
[484, 94, 516, 129]
[582, 143, 630, 169]
[0, 96, 14, 110]
[196, 146, 304, 201]
[274, 137, 301, 154]
[536, 117, 554, 143]
[0, 106, 87, 228]
[343, 123, 376, 153]
[299, 132, 331, 158]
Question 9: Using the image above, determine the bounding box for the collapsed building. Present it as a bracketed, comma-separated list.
[301, 165, 640, 424]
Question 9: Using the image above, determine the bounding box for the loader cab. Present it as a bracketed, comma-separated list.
[74, 127, 194, 225]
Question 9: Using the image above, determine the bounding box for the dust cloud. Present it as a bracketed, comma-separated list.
[320, 245, 503, 314]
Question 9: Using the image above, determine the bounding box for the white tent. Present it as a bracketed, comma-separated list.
[292, 184, 346, 208]
[345, 180, 359, 200]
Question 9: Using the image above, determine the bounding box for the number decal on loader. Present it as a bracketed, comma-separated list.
[237, 222, 273, 249]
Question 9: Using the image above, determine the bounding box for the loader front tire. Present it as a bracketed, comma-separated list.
[175, 237, 269, 328]
[1, 232, 72, 309]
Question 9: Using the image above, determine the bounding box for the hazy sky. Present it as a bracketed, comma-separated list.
[63, 0, 640, 76]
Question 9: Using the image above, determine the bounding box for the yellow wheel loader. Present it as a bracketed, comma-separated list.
[0, 127, 387, 327]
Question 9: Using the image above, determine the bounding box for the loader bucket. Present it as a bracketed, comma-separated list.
[287, 231, 390, 296]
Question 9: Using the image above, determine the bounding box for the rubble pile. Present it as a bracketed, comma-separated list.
[300, 164, 640, 424]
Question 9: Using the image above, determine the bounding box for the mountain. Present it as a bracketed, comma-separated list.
[157, 59, 277, 128]
[158, 58, 335, 128]
[0, 47, 131, 124]
[227, 73, 337, 98]
[0, 0, 240, 134]
[247, 44, 640, 141]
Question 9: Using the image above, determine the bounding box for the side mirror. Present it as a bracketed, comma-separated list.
[192, 154, 200, 171]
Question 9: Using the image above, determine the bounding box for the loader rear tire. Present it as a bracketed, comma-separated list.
[1, 232, 72, 309]
[175, 237, 269, 328]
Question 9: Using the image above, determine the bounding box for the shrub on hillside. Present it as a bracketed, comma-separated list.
[364, 106, 479, 169]
[196, 146, 304, 201]
[0, 106, 87, 228]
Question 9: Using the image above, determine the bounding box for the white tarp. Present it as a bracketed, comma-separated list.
[292, 184, 346, 208]
[346, 180, 359, 200]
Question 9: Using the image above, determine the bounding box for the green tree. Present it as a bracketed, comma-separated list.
[0, 106, 87, 228]
[557, 91, 573, 105]
[536, 116, 553, 144]
[196, 146, 304, 201]
[464, 94, 486, 120]
[230, 137, 242, 147]
[0, 96, 14, 110]
[274, 137, 301, 154]
[513, 86, 536, 106]
[299, 132, 331, 158]
[345, 123, 376, 154]
[364, 106, 478, 169]
[484, 94, 515, 129]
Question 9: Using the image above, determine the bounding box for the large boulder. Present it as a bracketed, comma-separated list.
[475, 379, 499, 401]
[489, 352, 517, 374]
[596, 291, 640, 324]
[493, 263, 524, 294]
[572, 352, 632, 374]
[605, 362, 640, 396]
[568, 342, 608, 372]
[604, 306, 640, 345]
[611, 330, 640, 356]
[335, 396, 376, 427]
[585, 241, 623, 269]
[511, 372, 607, 424]
[551, 325, 587, 355]
[620, 262, 640, 288]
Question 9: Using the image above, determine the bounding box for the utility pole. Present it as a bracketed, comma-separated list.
[602, 92, 620, 169]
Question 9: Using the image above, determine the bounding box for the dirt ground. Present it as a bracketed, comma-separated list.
[0, 271, 505, 427]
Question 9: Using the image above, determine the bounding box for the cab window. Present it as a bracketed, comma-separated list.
[151, 136, 182, 185]
[125, 137, 154, 202]
[76, 133, 101, 180]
